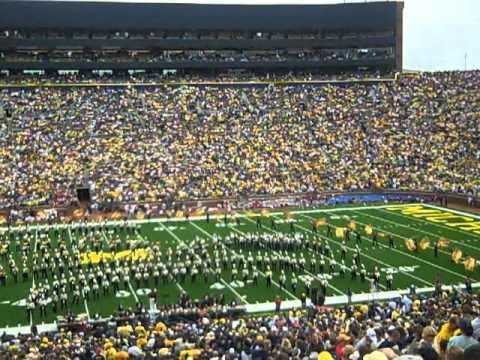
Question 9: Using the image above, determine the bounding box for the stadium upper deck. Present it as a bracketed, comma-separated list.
[0, 1, 403, 72]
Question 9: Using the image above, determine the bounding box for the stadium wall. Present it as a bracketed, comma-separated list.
[1, 191, 477, 223]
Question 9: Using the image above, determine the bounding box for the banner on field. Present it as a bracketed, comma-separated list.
[80, 248, 151, 265]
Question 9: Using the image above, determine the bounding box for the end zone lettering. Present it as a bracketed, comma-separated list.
[386, 205, 480, 235]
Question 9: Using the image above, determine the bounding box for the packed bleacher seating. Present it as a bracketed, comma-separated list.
[0, 70, 389, 85]
[0, 48, 393, 65]
[2, 289, 480, 359]
[0, 71, 478, 209]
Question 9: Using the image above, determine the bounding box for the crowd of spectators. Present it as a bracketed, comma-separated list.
[2, 289, 480, 359]
[0, 71, 478, 209]
[0, 70, 389, 85]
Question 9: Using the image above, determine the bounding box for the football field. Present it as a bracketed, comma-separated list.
[1, 202, 480, 329]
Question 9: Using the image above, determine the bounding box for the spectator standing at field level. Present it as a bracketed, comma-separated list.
[275, 295, 282, 312]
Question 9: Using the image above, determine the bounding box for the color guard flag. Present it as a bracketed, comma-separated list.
[451, 248, 463, 264]
[348, 220, 357, 230]
[336, 227, 345, 238]
[284, 211, 294, 222]
[315, 218, 327, 228]
[437, 238, 449, 248]
[261, 209, 271, 218]
[419, 238, 430, 251]
[464, 257, 476, 272]
[365, 224, 373, 236]
[405, 238, 417, 252]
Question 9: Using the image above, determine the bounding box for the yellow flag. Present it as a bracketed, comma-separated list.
[419, 238, 430, 251]
[192, 207, 205, 216]
[336, 227, 345, 238]
[284, 211, 294, 222]
[316, 218, 327, 228]
[365, 224, 373, 236]
[464, 257, 476, 272]
[111, 211, 123, 220]
[73, 208, 85, 219]
[216, 210, 223, 222]
[451, 248, 463, 264]
[437, 238, 449, 248]
[261, 209, 271, 218]
[378, 232, 385, 239]
[348, 220, 357, 230]
[36, 210, 47, 220]
[405, 238, 417, 252]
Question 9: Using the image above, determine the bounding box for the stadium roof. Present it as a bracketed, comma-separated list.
[0, 0, 399, 31]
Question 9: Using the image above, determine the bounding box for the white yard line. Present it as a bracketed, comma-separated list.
[135, 231, 186, 293]
[29, 228, 39, 326]
[84, 299, 91, 321]
[242, 217, 348, 295]
[191, 222, 299, 301]
[378, 207, 480, 243]
[345, 212, 471, 281]
[159, 222, 249, 304]
[32, 229, 38, 288]
[175, 283, 186, 292]
[233, 224, 354, 293]
[297, 214, 434, 287]
[67, 226, 92, 320]
[127, 282, 140, 303]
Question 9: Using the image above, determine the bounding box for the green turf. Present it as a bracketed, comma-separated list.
[0, 203, 479, 328]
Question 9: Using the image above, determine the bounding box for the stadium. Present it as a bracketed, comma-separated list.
[0, 0, 479, 358]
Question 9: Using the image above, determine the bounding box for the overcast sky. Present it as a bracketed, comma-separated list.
[46, 0, 480, 71]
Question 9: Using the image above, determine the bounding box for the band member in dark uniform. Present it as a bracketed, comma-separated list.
[326, 225, 332, 238]
[388, 235, 394, 248]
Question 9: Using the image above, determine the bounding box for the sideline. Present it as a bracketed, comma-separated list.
[3, 282, 478, 336]
[1, 203, 414, 232]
